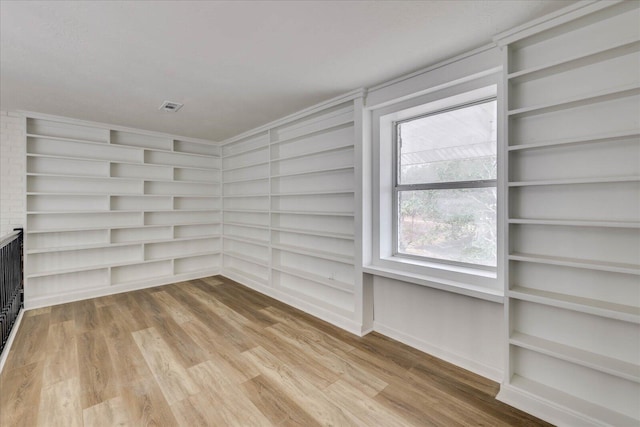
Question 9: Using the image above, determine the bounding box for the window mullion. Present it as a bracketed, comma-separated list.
[396, 179, 497, 191]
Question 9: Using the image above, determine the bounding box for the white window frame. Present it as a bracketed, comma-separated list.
[391, 96, 498, 271]
[367, 74, 504, 300]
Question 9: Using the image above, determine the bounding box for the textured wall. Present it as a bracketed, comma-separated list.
[0, 112, 25, 237]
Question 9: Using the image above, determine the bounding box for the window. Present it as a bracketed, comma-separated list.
[393, 98, 497, 268]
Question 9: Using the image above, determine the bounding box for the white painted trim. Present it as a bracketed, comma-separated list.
[365, 48, 501, 110]
[497, 383, 608, 427]
[364, 265, 503, 303]
[24, 269, 220, 310]
[220, 88, 366, 146]
[16, 110, 218, 145]
[493, 0, 621, 46]
[368, 43, 496, 94]
[222, 270, 367, 336]
[0, 309, 24, 374]
[374, 321, 503, 382]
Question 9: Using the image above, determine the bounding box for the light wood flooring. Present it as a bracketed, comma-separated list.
[0, 276, 550, 426]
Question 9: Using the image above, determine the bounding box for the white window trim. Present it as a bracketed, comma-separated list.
[367, 73, 504, 302]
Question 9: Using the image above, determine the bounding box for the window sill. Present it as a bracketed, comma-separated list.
[362, 264, 504, 303]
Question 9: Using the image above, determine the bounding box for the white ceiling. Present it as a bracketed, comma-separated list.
[1, 0, 575, 142]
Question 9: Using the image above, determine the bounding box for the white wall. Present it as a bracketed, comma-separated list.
[373, 276, 503, 381]
[361, 46, 506, 381]
[0, 111, 25, 237]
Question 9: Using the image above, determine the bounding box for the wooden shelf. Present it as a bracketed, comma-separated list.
[508, 39, 640, 83]
[507, 130, 640, 152]
[271, 210, 354, 217]
[144, 178, 220, 185]
[508, 375, 638, 427]
[27, 210, 113, 215]
[222, 235, 269, 247]
[271, 264, 353, 293]
[271, 243, 354, 264]
[27, 133, 107, 146]
[28, 257, 144, 279]
[509, 253, 640, 275]
[270, 115, 353, 146]
[509, 286, 640, 324]
[141, 147, 217, 160]
[28, 173, 137, 182]
[222, 176, 269, 184]
[508, 219, 640, 228]
[222, 265, 268, 285]
[222, 194, 269, 198]
[223, 160, 269, 171]
[507, 85, 640, 117]
[25, 115, 221, 309]
[27, 153, 110, 163]
[271, 165, 354, 179]
[271, 190, 355, 197]
[223, 208, 270, 214]
[146, 250, 221, 263]
[270, 226, 354, 240]
[503, 5, 640, 423]
[509, 175, 639, 187]
[223, 221, 270, 230]
[223, 251, 269, 267]
[510, 332, 640, 383]
[271, 142, 353, 162]
[222, 144, 268, 159]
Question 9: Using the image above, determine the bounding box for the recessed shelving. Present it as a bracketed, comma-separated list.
[223, 160, 269, 171]
[508, 375, 638, 427]
[223, 208, 270, 214]
[509, 286, 640, 324]
[507, 130, 640, 152]
[508, 219, 640, 228]
[271, 264, 353, 293]
[222, 176, 269, 184]
[271, 190, 355, 197]
[269, 226, 354, 240]
[501, 3, 640, 423]
[271, 243, 354, 264]
[223, 251, 269, 267]
[271, 142, 353, 163]
[270, 165, 354, 179]
[508, 39, 640, 82]
[271, 210, 354, 217]
[222, 265, 268, 286]
[510, 332, 640, 383]
[508, 175, 639, 187]
[507, 84, 640, 117]
[223, 221, 270, 230]
[509, 253, 640, 275]
[25, 115, 222, 306]
[215, 96, 359, 324]
[222, 144, 268, 158]
[26, 133, 106, 146]
[222, 235, 269, 247]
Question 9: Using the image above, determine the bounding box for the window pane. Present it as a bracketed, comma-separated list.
[398, 100, 497, 185]
[398, 188, 496, 267]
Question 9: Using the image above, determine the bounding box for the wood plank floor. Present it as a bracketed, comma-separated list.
[0, 276, 551, 426]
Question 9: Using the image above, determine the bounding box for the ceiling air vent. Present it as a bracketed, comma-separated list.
[159, 101, 183, 112]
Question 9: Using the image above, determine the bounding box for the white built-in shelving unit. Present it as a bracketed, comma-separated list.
[496, 2, 640, 425]
[221, 91, 365, 331]
[24, 115, 221, 307]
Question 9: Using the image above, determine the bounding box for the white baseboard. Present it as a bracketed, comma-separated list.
[497, 383, 606, 427]
[221, 271, 366, 336]
[373, 321, 503, 382]
[0, 309, 24, 374]
[24, 269, 220, 310]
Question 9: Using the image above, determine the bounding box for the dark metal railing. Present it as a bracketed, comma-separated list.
[1, 228, 23, 356]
